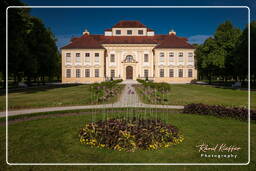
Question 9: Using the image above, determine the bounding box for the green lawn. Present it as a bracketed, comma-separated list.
[0, 109, 255, 170]
[136, 84, 256, 109]
[0, 84, 123, 111]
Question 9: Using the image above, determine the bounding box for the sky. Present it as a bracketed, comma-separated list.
[17, 0, 255, 49]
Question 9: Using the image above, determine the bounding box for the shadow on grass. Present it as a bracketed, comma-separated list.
[0, 84, 84, 95]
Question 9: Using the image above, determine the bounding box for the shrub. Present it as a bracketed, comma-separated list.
[183, 103, 256, 122]
[79, 118, 184, 152]
[90, 80, 123, 102]
[135, 80, 171, 104]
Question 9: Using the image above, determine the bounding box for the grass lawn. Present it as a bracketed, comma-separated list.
[0, 84, 124, 111]
[136, 84, 256, 109]
[0, 109, 255, 170]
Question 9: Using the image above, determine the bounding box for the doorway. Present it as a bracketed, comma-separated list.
[126, 66, 133, 79]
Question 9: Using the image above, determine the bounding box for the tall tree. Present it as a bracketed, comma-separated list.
[195, 21, 242, 84]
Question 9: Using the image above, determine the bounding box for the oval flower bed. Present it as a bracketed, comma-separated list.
[79, 118, 184, 152]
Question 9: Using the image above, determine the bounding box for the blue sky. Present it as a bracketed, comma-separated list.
[19, 0, 255, 48]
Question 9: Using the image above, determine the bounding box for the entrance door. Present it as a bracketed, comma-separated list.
[126, 66, 133, 79]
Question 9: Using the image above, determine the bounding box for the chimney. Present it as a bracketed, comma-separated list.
[83, 29, 90, 35]
[169, 29, 176, 35]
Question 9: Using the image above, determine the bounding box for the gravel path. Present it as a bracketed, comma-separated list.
[0, 83, 184, 117]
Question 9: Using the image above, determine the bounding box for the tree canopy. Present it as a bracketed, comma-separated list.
[1, 0, 60, 87]
[195, 20, 255, 85]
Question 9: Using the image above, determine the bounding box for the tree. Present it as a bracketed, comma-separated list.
[195, 21, 242, 84]
[214, 21, 241, 81]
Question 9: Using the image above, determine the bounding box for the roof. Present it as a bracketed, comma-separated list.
[112, 20, 147, 28]
[61, 35, 105, 49]
[154, 34, 195, 49]
[61, 21, 194, 49]
[147, 28, 154, 31]
[61, 34, 194, 49]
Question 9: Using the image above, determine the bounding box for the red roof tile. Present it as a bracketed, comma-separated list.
[61, 21, 194, 49]
[61, 35, 105, 49]
[61, 34, 194, 49]
[154, 34, 194, 49]
[104, 28, 112, 31]
[147, 28, 154, 31]
[112, 20, 147, 28]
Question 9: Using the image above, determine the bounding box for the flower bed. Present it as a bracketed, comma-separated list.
[79, 118, 184, 152]
[183, 103, 256, 122]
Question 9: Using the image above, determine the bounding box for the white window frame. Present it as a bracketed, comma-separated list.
[169, 69, 174, 77]
[111, 70, 115, 78]
[188, 69, 193, 77]
[144, 54, 149, 63]
[76, 69, 80, 78]
[66, 69, 71, 78]
[160, 69, 164, 77]
[95, 69, 99, 77]
[178, 69, 183, 78]
[144, 69, 149, 78]
[110, 54, 115, 63]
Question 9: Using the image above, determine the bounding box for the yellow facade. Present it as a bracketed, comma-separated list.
[61, 23, 197, 84]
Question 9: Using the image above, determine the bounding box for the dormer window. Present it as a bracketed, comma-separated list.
[138, 30, 143, 35]
[127, 30, 132, 35]
[116, 30, 121, 35]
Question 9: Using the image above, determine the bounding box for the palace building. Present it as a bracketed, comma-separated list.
[61, 21, 197, 83]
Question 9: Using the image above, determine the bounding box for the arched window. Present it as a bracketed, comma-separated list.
[125, 55, 133, 62]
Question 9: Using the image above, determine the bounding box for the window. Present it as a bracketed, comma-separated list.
[66, 69, 71, 78]
[179, 69, 183, 77]
[95, 69, 99, 77]
[66, 56, 71, 62]
[188, 69, 193, 77]
[127, 30, 132, 35]
[76, 53, 80, 62]
[179, 52, 183, 62]
[138, 30, 143, 35]
[111, 70, 115, 78]
[85, 53, 90, 62]
[76, 69, 80, 78]
[85, 69, 90, 77]
[144, 54, 149, 62]
[188, 52, 193, 57]
[160, 69, 164, 77]
[116, 30, 121, 35]
[144, 69, 149, 78]
[125, 55, 133, 62]
[160, 52, 165, 57]
[110, 54, 115, 62]
[188, 52, 194, 62]
[66, 53, 71, 62]
[169, 52, 174, 57]
[169, 69, 174, 77]
[66, 53, 71, 57]
[95, 53, 99, 62]
[169, 52, 174, 62]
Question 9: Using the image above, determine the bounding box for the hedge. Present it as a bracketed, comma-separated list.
[183, 103, 256, 122]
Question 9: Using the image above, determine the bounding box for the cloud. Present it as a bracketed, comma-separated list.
[188, 35, 212, 45]
[55, 34, 80, 49]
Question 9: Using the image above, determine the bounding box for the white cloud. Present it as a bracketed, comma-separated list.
[188, 35, 212, 44]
